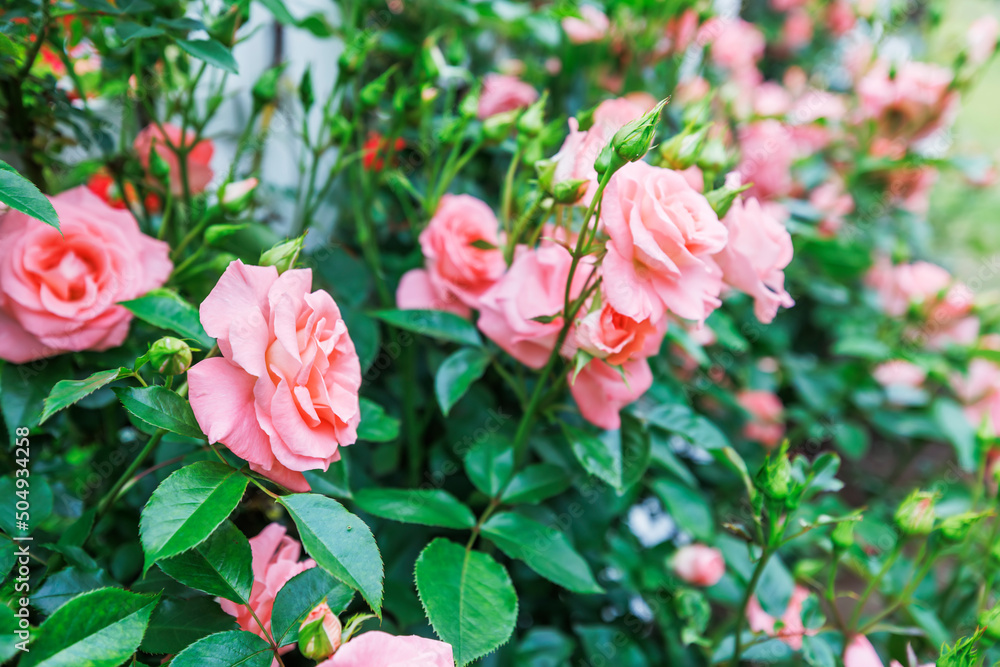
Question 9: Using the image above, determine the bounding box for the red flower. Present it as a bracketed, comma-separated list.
[362, 132, 405, 172]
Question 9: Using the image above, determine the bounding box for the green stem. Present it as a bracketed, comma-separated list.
[849, 540, 903, 629]
[95, 430, 166, 517]
[500, 146, 523, 232]
[732, 547, 773, 667]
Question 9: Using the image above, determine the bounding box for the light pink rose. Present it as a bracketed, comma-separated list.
[857, 60, 958, 141]
[754, 82, 793, 118]
[134, 123, 214, 196]
[574, 301, 666, 365]
[809, 180, 854, 236]
[218, 523, 315, 650]
[569, 358, 653, 430]
[715, 197, 794, 324]
[188, 260, 361, 492]
[826, 0, 856, 36]
[706, 19, 766, 75]
[0, 186, 171, 363]
[601, 162, 728, 323]
[873, 360, 926, 388]
[663, 9, 700, 54]
[736, 120, 795, 201]
[746, 584, 816, 650]
[738, 389, 785, 448]
[319, 631, 453, 667]
[562, 5, 609, 44]
[781, 10, 814, 51]
[477, 74, 538, 119]
[866, 259, 953, 317]
[968, 16, 1000, 66]
[396, 194, 504, 317]
[770, 0, 808, 10]
[674, 76, 711, 105]
[672, 544, 725, 587]
[844, 636, 884, 667]
[952, 358, 1000, 433]
[477, 243, 589, 369]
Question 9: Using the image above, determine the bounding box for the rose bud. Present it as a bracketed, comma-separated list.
[147, 336, 193, 376]
[611, 98, 667, 163]
[220, 177, 258, 213]
[980, 606, 1000, 640]
[259, 235, 305, 274]
[831, 520, 855, 551]
[894, 490, 936, 536]
[755, 442, 793, 501]
[671, 544, 725, 587]
[299, 602, 342, 660]
[939, 511, 986, 542]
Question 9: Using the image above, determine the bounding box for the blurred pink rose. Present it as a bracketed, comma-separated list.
[715, 197, 794, 324]
[562, 5, 609, 44]
[663, 9, 700, 54]
[736, 120, 795, 200]
[866, 259, 953, 317]
[873, 360, 926, 388]
[952, 358, 1000, 433]
[746, 584, 815, 650]
[319, 631, 453, 667]
[601, 162, 728, 323]
[219, 523, 315, 650]
[780, 10, 813, 52]
[189, 261, 361, 492]
[738, 389, 785, 448]
[477, 243, 588, 369]
[574, 300, 665, 365]
[770, 0, 808, 10]
[569, 358, 653, 430]
[885, 165, 938, 215]
[134, 123, 214, 195]
[672, 544, 725, 586]
[396, 194, 505, 317]
[826, 0, 856, 36]
[706, 19, 765, 75]
[857, 60, 958, 141]
[809, 180, 854, 236]
[844, 636, 884, 667]
[0, 187, 171, 363]
[968, 16, 999, 67]
[754, 82, 793, 117]
[477, 74, 538, 119]
[674, 76, 711, 105]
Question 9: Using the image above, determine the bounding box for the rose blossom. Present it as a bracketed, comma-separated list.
[477, 74, 538, 119]
[188, 260, 361, 492]
[706, 19, 765, 77]
[671, 544, 725, 587]
[736, 120, 795, 201]
[0, 186, 171, 363]
[300, 602, 342, 657]
[574, 300, 666, 365]
[219, 523, 315, 650]
[952, 358, 1000, 433]
[562, 5, 609, 44]
[873, 360, 926, 388]
[569, 358, 653, 430]
[601, 162, 728, 323]
[746, 584, 816, 650]
[396, 194, 505, 317]
[968, 16, 1000, 67]
[857, 60, 958, 142]
[826, 0, 856, 36]
[714, 197, 795, 324]
[809, 180, 854, 236]
[780, 10, 813, 52]
[663, 9, 699, 54]
[477, 243, 589, 369]
[843, 635, 885, 667]
[134, 123, 214, 195]
[319, 631, 453, 667]
[738, 389, 785, 448]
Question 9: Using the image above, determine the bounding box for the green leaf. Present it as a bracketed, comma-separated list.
[20, 588, 158, 667]
[435, 348, 491, 415]
[933, 398, 977, 470]
[482, 512, 603, 594]
[257, 0, 296, 24]
[278, 494, 384, 618]
[463, 438, 514, 497]
[140, 461, 248, 572]
[652, 476, 714, 541]
[501, 464, 571, 504]
[0, 475, 52, 535]
[372, 309, 481, 346]
[353, 488, 475, 529]
[115, 21, 165, 42]
[158, 520, 253, 604]
[0, 160, 59, 231]
[1, 357, 70, 441]
[563, 418, 649, 493]
[140, 597, 238, 655]
[0, 605, 17, 663]
[120, 288, 214, 348]
[415, 538, 517, 666]
[358, 398, 400, 442]
[40, 368, 127, 424]
[619, 413, 652, 490]
[269, 567, 354, 645]
[114, 386, 204, 438]
[176, 38, 239, 74]
[0, 539, 14, 580]
[33, 566, 118, 616]
[170, 630, 273, 667]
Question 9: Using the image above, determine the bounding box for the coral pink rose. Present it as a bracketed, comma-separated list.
[574, 300, 665, 365]
[826, 0, 856, 36]
[866, 259, 952, 317]
[736, 120, 795, 201]
[738, 389, 785, 448]
[562, 5, 609, 44]
[746, 584, 816, 650]
[188, 261, 361, 492]
[968, 16, 1000, 67]
[844, 636, 885, 667]
[672, 544, 725, 586]
[218, 523, 315, 650]
[477, 243, 589, 369]
[0, 186, 171, 363]
[477, 74, 538, 119]
[857, 61, 958, 142]
[663, 9, 700, 54]
[134, 123, 214, 196]
[873, 360, 926, 388]
[569, 358, 653, 430]
[601, 162, 728, 323]
[952, 358, 1000, 433]
[319, 631, 453, 667]
[714, 197, 794, 324]
[396, 194, 505, 317]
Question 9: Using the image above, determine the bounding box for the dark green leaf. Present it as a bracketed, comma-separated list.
[464, 438, 514, 497]
[1, 357, 70, 441]
[652, 476, 714, 541]
[270, 567, 354, 645]
[176, 38, 239, 74]
[140, 597, 238, 654]
[120, 288, 214, 348]
[114, 386, 203, 438]
[0, 604, 18, 663]
[115, 22, 165, 42]
[372, 309, 481, 346]
[40, 368, 126, 424]
[0, 476, 52, 535]
[501, 464, 571, 504]
[33, 566, 119, 616]
[353, 488, 475, 529]
[358, 398, 400, 442]
[0, 160, 59, 231]
[933, 398, 977, 470]
[158, 520, 253, 604]
[435, 348, 491, 415]
[171, 630, 273, 667]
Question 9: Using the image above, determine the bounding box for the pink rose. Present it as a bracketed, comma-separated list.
[319, 631, 453, 667]
[873, 360, 926, 388]
[477, 74, 539, 119]
[968, 16, 999, 67]
[300, 602, 342, 657]
[671, 544, 725, 587]
[714, 197, 794, 324]
[574, 301, 665, 365]
[134, 123, 214, 196]
[738, 389, 785, 448]
[601, 162, 728, 323]
[753, 82, 793, 118]
[866, 259, 952, 317]
[746, 584, 816, 650]
[396, 194, 505, 317]
[188, 260, 361, 492]
[826, 0, 856, 36]
[857, 61, 958, 141]
[844, 636, 884, 667]
[780, 10, 813, 52]
[562, 5, 609, 44]
[886, 165, 937, 215]
[736, 120, 795, 201]
[568, 358, 653, 430]
[663, 9, 700, 54]
[809, 180, 854, 236]
[0, 186, 171, 363]
[952, 358, 1000, 433]
[477, 243, 589, 369]
[706, 19, 766, 75]
[218, 523, 315, 649]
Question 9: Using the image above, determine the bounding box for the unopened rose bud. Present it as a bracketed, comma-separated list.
[360, 67, 396, 108]
[831, 520, 855, 551]
[981, 606, 1000, 640]
[894, 489, 936, 536]
[459, 91, 479, 119]
[517, 94, 547, 137]
[705, 173, 752, 218]
[209, 4, 242, 47]
[671, 544, 725, 587]
[659, 124, 711, 170]
[535, 157, 558, 193]
[755, 441, 793, 501]
[220, 177, 258, 213]
[148, 337, 192, 376]
[482, 109, 518, 142]
[939, 511, 986, 542]
[259, 235, 305, 274]
[611, 98, 668, 163]
[697, 137, 731, 173]
[594, 142, 624, 178]
[148, 143, 172, 183]
[252, 64, 286, 112]
[299, 602, 342, 660]
[300, 67, 314, 111]
[552, 178, 590, 204]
